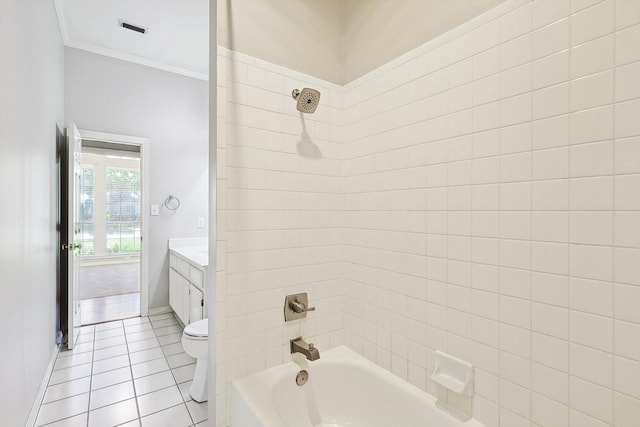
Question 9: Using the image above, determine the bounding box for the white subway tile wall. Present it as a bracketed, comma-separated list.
[216, 0, 640, 426]
[342, 0, 640, 426]
[215, 47, 347, 426]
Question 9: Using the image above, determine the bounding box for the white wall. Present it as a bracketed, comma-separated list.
[342, 0, 640, 426]
[65, 47, 209, 310]
[0, 0, 64, 424]
[216, 0, 504, 85]
[215, 49, 346, 425]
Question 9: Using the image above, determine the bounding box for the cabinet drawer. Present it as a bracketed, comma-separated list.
[190, 265, 203, 288]
[170, 253, 190, 278]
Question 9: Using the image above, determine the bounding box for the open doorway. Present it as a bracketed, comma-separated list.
[70, 130, 148, 325]
[78, 137, 146, 324]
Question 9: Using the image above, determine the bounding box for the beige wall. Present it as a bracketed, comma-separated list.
[217, 0, 505, 85]
[218, 0, 343, 84]
[342, 0, 504, 83]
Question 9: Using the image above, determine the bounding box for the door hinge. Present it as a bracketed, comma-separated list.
[201, 299, 204, 307]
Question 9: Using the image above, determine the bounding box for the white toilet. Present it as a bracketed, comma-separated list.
[181, 318, 208, 402]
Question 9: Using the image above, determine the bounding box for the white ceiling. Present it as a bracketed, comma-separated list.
[54, 0, 209, 80]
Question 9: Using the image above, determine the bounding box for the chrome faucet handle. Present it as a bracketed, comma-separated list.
[284, 293, 316, 321]
[291, 300, 315, 313]
[290, 300, 305, 313]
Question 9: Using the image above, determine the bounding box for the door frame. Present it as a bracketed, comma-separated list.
[80, 129, 151, 317]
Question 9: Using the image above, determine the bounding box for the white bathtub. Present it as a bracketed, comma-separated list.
[230, 346, 486, 427]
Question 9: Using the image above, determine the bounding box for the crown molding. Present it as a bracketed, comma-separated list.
[53, 0, 69, 44]
[65, 39, 209, 81]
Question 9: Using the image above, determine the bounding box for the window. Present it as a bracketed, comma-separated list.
[80, 166, 95, 255]
[106, 167, 141, 253]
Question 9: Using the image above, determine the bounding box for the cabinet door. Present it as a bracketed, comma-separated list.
[189, 284, 203, 323]
[169, 268, 179, 316]
[179, 274, 191, 325]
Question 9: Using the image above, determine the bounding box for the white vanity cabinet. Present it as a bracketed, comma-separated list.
[169, 252, 205, 326]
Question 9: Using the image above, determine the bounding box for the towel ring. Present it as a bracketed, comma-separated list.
[164, 195, 181, 211]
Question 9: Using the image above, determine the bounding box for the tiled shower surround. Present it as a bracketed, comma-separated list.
[215, 45, 346, 425]
[215, 0, 640, 426]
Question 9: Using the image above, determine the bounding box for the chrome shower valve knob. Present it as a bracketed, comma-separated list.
[284, 292, 316, 321]
[290, 299, 315, 314]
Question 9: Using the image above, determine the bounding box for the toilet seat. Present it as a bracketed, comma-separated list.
[184, 318, 208, 338]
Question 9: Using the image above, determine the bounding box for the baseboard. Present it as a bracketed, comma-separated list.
[25, 343, 59, 427]
[80, 254, 140, 267]
[148, 306, 173, 316]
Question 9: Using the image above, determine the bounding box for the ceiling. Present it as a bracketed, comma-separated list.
[54, 0, 209, 80]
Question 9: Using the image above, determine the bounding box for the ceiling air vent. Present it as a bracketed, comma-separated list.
[118, 19, 148, 35]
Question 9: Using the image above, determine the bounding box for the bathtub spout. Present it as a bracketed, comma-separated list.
[290, 337, 320, 361]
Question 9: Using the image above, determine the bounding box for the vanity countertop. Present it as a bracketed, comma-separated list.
[170, 245, 208, 268]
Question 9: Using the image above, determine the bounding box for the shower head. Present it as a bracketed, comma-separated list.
[292, 88, 321, 114]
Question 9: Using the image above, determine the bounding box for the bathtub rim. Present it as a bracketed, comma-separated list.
[229, 345, 486, 427]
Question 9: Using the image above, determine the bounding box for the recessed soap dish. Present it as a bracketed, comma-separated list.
[431, 350, 474, 396]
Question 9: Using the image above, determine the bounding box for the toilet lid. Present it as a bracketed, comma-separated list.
[184, 318, 208, 337]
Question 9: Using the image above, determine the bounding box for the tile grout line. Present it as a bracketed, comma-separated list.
[527, 6, 534, 423]
[567, 3, 576, 419]
[38, 326, 94, 426]
[122, 319, 143, 426]
[84, 324, 98, 425]
[611, 3, 617, 425]
[167, 313, 201, 427]
[150, 313, 198, 426]
[37, 316, 205, 426]
[172, 312, 204, 426]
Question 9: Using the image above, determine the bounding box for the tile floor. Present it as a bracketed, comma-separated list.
[81, 293, 140, 325]
[35, 313, 207, 427]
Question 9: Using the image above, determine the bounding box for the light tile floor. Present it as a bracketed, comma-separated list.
[36, 313, 207, 427]
[81, 293, 140, 325]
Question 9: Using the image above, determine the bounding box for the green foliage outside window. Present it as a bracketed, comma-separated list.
[78, 165, 141, 256]
[106, 168, 141, 254]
